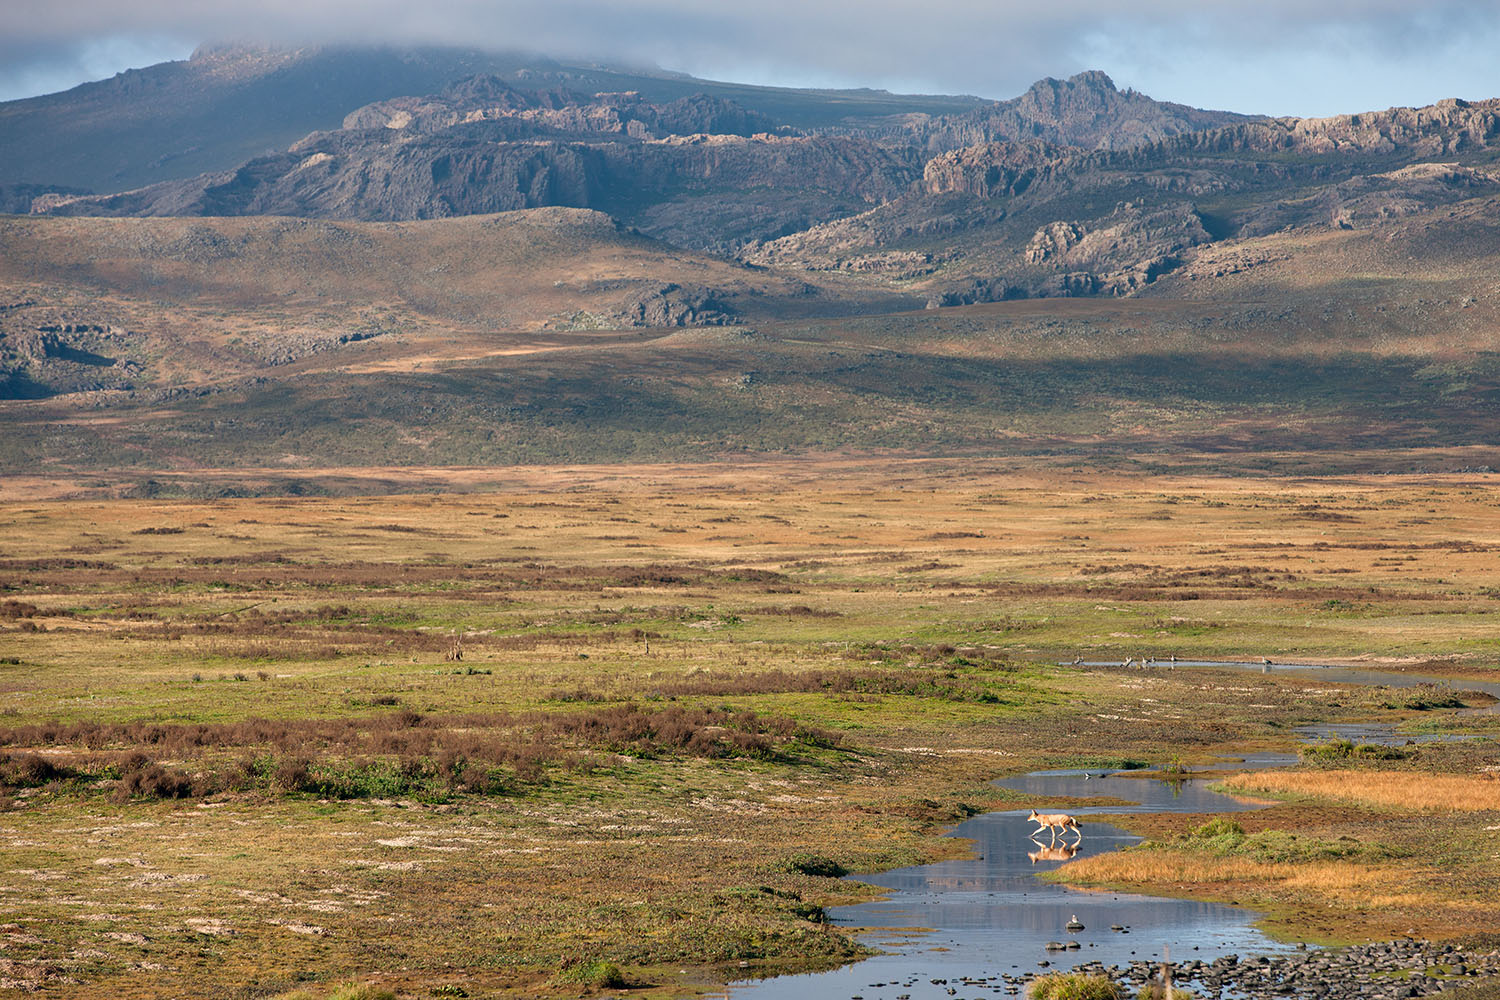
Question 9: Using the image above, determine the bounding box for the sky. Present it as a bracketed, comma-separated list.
[2, 0, 1498, 116]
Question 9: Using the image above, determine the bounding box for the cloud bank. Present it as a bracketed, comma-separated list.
[2, 0, 1498, 115]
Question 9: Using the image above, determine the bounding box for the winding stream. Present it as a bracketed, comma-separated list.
[730, 662, 1499, 1000]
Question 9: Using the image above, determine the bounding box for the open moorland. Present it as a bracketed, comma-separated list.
[3, 465, 1499, 998]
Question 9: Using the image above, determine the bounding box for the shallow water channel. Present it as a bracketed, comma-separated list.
[729, 662, 1499, 1000]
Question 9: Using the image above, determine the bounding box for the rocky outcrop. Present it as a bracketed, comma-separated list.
[0, 316, 137, 399]
[1159, 97, 1500, 160]
[746, 90, 1500, 300]
[921, 140, 1069, 198]
[618, 282, 735, 327]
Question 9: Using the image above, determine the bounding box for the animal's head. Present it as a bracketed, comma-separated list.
[1027, 809, 1040, 820]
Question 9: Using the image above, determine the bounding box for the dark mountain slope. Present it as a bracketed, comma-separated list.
[0, 44, 987, 194]
[35, 80, 925, 252]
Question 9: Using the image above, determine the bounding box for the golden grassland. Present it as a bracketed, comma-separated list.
[1054, 840, 1495, 944]
[1220, 770, 1500, 812]
[1, 463, 1499, 997]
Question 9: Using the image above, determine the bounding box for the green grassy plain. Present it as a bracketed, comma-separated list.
[2, 465, 1499, 997]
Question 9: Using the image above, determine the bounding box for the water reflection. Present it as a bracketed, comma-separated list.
[1027, 840, 1078, 865]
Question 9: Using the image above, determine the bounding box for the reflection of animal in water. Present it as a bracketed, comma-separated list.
[1027, 840, 1079, 864]
[1027, 809, 1081, 841]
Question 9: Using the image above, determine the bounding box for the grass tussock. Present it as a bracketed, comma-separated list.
[273, 985, 396, 1000]
[1028, 972, 1123, 1000]
[1220, 770, 1500, 812]
[1137, 985, 1195, 1000]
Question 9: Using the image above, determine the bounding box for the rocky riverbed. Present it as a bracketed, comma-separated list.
[968, 940, 1500, 999]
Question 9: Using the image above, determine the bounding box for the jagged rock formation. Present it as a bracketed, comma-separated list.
[746, 96, 1500, 301]
[836, 71, 1253, 154]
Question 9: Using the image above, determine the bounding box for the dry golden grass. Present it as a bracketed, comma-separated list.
[1221, 771, 1500, 812]
[1061, 851, 1416, 900]
[1056, 847, 1494, 942]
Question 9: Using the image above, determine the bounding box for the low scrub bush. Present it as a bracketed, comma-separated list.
[1187, 817, 1245, 850]
[1381, 686, 1466, 711]
[0, 751, 73, 789]
[113, 753, 198, 802]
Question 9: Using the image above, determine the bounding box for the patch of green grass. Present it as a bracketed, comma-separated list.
[558, 959, 627, 989]
[1178, 817, 1407, 864]
[1301, 739, 1413, 765]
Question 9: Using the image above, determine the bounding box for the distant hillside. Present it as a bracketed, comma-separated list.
[0, 209, 915, 399]
[0, 44, 988, 194]
[4, 194, 1500, 481]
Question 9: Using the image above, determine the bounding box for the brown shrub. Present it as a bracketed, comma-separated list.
[0, 752, 72, 788]
[114, 756, 197, 802]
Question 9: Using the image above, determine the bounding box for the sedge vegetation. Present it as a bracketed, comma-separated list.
[1, 465, 1499, 997]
